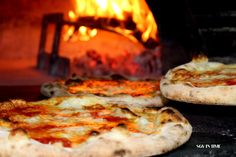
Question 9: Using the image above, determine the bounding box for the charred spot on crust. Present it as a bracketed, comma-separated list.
[183, 82, 194, 87]
[160, 108, 184, 123]
[90, 130, 100, 136]
[161, 82, 169, 86]
[83, 104, 105, 110]
[117, 123, 127, 129]
[113, 149, 131, 157]
[10, 128, 27, 136]
[122, 108, 138, 116]
[145, 107, 160, 112]
[161, 148, 168, 153]
[94, 93, 108, 97]
[174, 124, 184, 129]
[65, 74, 83, 85]
[161, 115, 182, 124]
[183, 119, 188, 124]
[161, 108, 176, 115]
[161, 118, 173, 124]
[120, 108, 139, 117]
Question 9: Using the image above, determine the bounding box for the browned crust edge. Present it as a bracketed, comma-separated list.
[161, 77, 236, 105]
[40, 82, 166, 107]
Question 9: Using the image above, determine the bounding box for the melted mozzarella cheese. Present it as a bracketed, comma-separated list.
[58, 97, 106, 109]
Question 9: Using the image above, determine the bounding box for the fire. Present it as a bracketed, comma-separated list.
[64, 0, 158, 45]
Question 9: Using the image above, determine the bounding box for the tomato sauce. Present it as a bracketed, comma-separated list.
[33, 137, 72, 147]
[103, 116, 127, 122]
[225, 79, 236, 85]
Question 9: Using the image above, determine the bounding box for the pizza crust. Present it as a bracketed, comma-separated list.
[41, 82, 69, 98]
[161, 79, 236, 105]
[100, 93, 166, 108]
[41, 82, 166, 107]
[0, 120, 191, 157]
[0, 98, 192, 157]
[160, 60, 236, 105]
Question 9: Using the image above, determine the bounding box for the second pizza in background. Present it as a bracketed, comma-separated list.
[161, 55, 236, 106]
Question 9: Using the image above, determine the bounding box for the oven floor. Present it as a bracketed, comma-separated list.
[0, 58, 56, 85]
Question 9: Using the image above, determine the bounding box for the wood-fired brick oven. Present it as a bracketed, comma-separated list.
[0, 1, 235, 156]
[36, 0, 161, 79]
[0, 0, 236, 85]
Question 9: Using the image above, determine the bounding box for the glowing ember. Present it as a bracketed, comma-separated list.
[64, 0, 158, 44]
[72, 48, 161, 79]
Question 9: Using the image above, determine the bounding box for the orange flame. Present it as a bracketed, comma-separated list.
[65, 0, 158, 44]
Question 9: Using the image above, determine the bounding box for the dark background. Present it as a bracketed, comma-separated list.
[146, 0, 236, 73]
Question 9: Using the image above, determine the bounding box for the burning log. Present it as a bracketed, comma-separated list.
[63, 16, 158, 47]
[68, 0, 159, 47]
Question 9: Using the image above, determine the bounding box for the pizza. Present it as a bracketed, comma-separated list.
[160, 55, 236, 105]
[41, 75, 166, 107]
[0, 97, 192, 157]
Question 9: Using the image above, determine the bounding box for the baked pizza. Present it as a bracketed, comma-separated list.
[0, 97, 192, 157]
[161, 55, 236, 105]
[41, 75, 165, 107]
